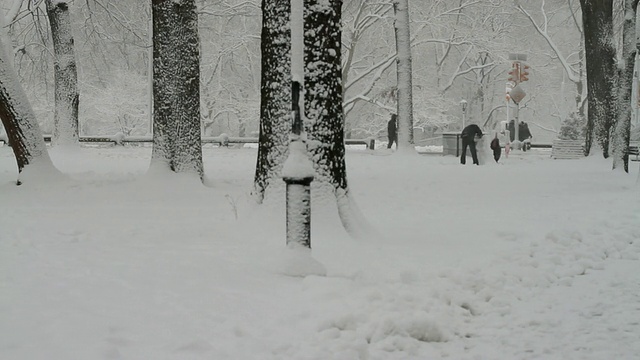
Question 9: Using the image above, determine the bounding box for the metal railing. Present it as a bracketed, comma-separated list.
[0, 134, 375, 149]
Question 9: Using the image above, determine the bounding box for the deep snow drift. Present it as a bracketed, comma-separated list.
[1, 144, 639, 360]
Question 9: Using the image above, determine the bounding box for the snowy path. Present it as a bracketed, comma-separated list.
[1, 146, 639, 359]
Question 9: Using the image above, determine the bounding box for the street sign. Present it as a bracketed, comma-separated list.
[509, 85, 526, 104]
[508, 53, 527, 61]
[505, 81, 515, 101]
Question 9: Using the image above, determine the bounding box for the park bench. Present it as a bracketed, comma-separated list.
[551, 139, 584, 159]
[630, 142, 639, 161]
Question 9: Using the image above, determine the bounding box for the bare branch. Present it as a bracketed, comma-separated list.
[515, 2, 581, 83]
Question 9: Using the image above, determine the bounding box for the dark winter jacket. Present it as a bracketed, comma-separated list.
[388, 114, 397, 136]
[490, 137, 501, 162]
[490, 137, 500, 150]
[461, 124, 483, 139]
[508, 120, 516, 142]
[518, 122, 532, 141]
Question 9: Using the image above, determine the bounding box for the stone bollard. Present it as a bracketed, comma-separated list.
[282, 139, 315, 248]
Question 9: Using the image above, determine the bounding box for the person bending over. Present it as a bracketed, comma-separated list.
[460, 124, 483, 165]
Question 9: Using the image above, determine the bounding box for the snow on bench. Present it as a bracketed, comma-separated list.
[551, 139, 584, 159]
[630, 142, 639, 161]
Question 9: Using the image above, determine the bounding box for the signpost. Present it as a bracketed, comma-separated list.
[460, 99, 467, 129]
[506, 53, 530, 148]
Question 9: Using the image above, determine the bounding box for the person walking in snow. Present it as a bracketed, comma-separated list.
[387, 113, 397, 149]
[460, 124, 483, 165]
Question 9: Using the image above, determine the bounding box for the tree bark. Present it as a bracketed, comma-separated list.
[46, 0, 79, 147]
[612, 0, 639, 172]
[0, 13, 54, 182]
[580, 0, 617, 157]
[304, 0, 347, 191]
[304, 0, 375, 240]
[254, 0, 291, 202]
[393, 0, 414, 150]
[151, 0, 203, 178]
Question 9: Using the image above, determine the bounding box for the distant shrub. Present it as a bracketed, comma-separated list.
[558, 112, 586, 140]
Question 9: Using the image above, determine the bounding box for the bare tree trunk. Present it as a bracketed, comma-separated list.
[254, 0, 291, 202]
[580, 0, 617, 157]
[151, 0, 203, 178]
[0, 13, 56, 183]
[393, 0, 414, 151]
[46, 0, 79, 147]
[612, 0, 639, 172]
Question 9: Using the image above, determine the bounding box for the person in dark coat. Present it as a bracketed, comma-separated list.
[518, 121, 532, 151]
[460, 124, 483, 165]
[490, 135, 501, 162]
[387, 114, 398, 149]
[508, 120, 516, 142]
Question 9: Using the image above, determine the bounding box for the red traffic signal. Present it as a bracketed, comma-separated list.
[520, 64, 530, 82]
[508, 62, 520, 83]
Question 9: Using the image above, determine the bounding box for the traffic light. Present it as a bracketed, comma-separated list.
[508, 62, 520, 83]
[520, 64, 530, 82]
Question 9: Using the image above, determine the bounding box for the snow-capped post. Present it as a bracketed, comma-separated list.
[282, 80, 314, 249]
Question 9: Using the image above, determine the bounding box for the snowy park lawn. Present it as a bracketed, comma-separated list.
[1, 144, 639, 360]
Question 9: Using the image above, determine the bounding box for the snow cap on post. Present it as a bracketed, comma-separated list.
[282, 140, 315, 182]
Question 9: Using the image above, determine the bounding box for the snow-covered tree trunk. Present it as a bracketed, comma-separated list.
[151, 0, 203, 178]
[580, 0, 617, 157]
[0, 13, 56, 183]
[303, 0, 346, 190]
[46, 0, 79, 147]
[393, 0, 414, 151]
[304, 0, 375, 240]
[612, 0, 639, 172]
[254, 0, 291, 203]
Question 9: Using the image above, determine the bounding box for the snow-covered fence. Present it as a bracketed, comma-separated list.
[0, 134, 375, 149]
[551, 139, 584, 159]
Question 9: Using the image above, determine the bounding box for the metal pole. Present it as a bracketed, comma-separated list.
[283, 81, 314, 249]
[148, 12, 153, 136]
[462, 109, 466, 129]
[514, 101, 520, 148]
[506, 100, 510, 136]
[285, 176, 313, 248]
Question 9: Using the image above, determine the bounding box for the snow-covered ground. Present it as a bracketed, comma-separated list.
[1, 144, 639, 360]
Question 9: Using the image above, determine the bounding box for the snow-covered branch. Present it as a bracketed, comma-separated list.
[344, 95, 394, 114]
[440, 47, 495, 94]
[343, 52, 396, 115]
[199, 2, 259, 17]
[529, 121, 558, 134]
[5, 0, 24, 24]
[344, 52, 396, 92]
[515, 2, 581, 84]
